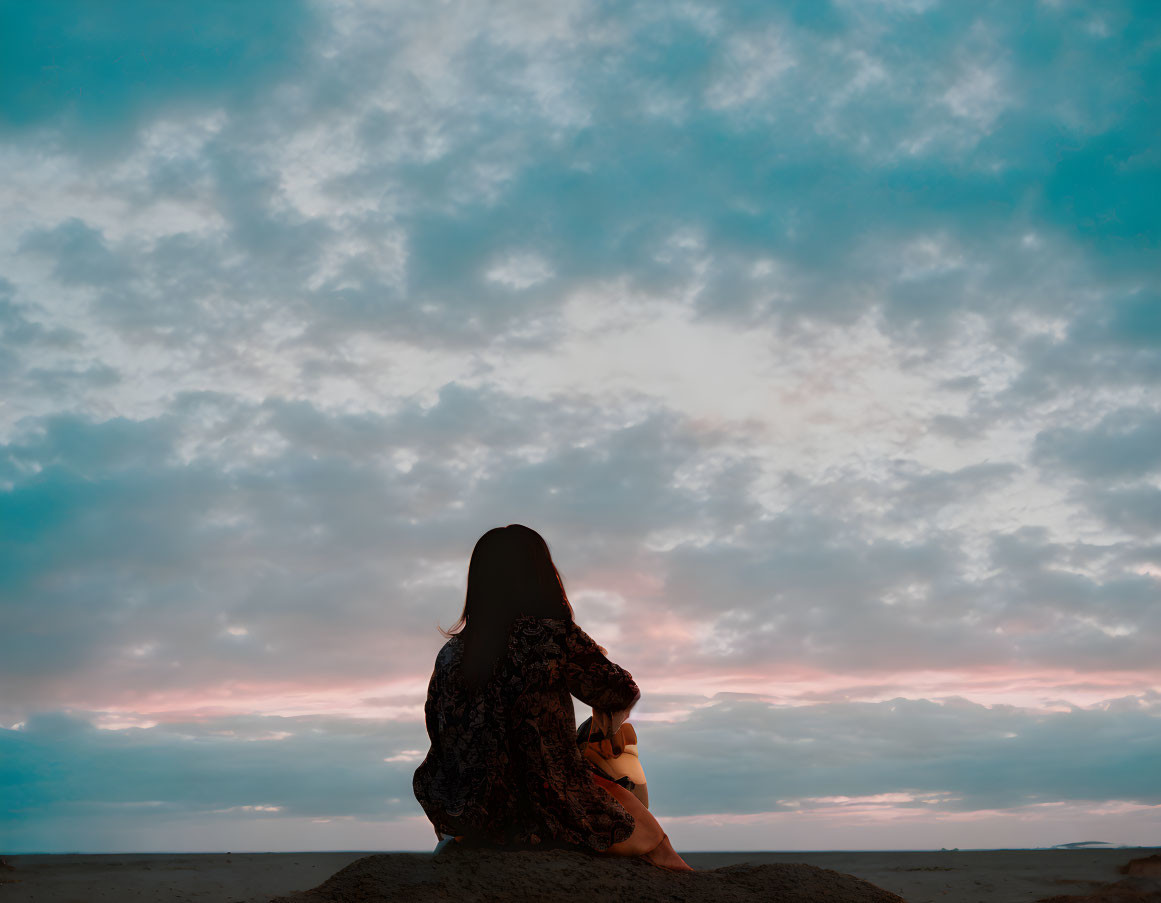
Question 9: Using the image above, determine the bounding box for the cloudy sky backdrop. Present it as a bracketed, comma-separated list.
[2, 0, 1159, 853]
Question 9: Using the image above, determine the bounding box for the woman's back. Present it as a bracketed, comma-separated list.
[412, 615, 641, 852]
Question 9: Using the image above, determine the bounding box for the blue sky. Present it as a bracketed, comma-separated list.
[1, 0, 1159, 853]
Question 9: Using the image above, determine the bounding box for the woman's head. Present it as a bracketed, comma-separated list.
[440, 524, 575, 689]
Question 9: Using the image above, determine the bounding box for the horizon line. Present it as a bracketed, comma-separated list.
[7, 845, 1157, 856]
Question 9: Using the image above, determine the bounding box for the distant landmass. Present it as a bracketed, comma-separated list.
[1052, 841, 1119, 849]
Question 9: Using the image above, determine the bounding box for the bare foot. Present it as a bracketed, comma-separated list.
[642, 834, 694, 872]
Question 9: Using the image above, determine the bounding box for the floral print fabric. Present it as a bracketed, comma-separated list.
[412, 615, 642, 853]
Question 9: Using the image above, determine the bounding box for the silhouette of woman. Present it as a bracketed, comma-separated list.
[412, 524, 692, 871]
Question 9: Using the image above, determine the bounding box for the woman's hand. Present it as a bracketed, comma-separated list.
[582, 643, 638, 757]
[587, 707, 631, 758]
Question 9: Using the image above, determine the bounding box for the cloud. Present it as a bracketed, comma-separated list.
[3, 692, 1158, 849]
[13, 385, 1154, 718]
[1084, 485, 1161, 536]
[20, 219, 134, 286]
[0, 711, 426, 829]
[0, 392, 761, 718]
[2, 0, 1160, 852]
[1035, 407, 1161, 481]
[641, 691, 1161, 817]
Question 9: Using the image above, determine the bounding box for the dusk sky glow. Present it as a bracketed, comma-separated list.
[1, 0, 1160, 853]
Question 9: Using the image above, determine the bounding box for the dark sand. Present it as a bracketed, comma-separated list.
[269, 844, 905, 903]
[1, 847, 1157, 902]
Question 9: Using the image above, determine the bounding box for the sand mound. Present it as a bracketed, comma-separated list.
[1037, 880, 1161, 903]
[270, 845, 906, 903]
[1037, 855, 1161, 903]
[1123, 856, 1161, 878]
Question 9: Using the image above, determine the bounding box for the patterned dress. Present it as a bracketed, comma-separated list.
[412, 615, 641, 853]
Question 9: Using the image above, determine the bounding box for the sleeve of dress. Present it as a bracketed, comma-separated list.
[423, 662, 440, 743]
[415, 662, 443, 841]
[562, 621, 641, 715]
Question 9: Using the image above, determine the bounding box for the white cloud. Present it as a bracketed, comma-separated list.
[2, 0, 1158, 853]
[485, 251, 555, 290]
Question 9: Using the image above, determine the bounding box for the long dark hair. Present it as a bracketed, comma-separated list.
[439, 524, 575, 692]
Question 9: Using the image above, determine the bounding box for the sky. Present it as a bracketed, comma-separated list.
[1, 0, 1159, 854]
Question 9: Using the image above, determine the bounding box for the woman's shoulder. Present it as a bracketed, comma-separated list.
[507, 615, 575, 654]
[435, 634, 462, 669]
[510, 614, 572, 636]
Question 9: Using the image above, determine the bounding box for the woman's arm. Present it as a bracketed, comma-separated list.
[562, 622, 640, 755]
[423, 662, 441, 741]
[562, 622, 641, 712]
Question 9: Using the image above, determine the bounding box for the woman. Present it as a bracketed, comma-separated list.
[412, 524, 692, 871]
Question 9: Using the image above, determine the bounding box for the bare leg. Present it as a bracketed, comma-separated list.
[590, 773, 693, 871]
[591, 772, 663, 856]
[642, 833, 694, 871]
